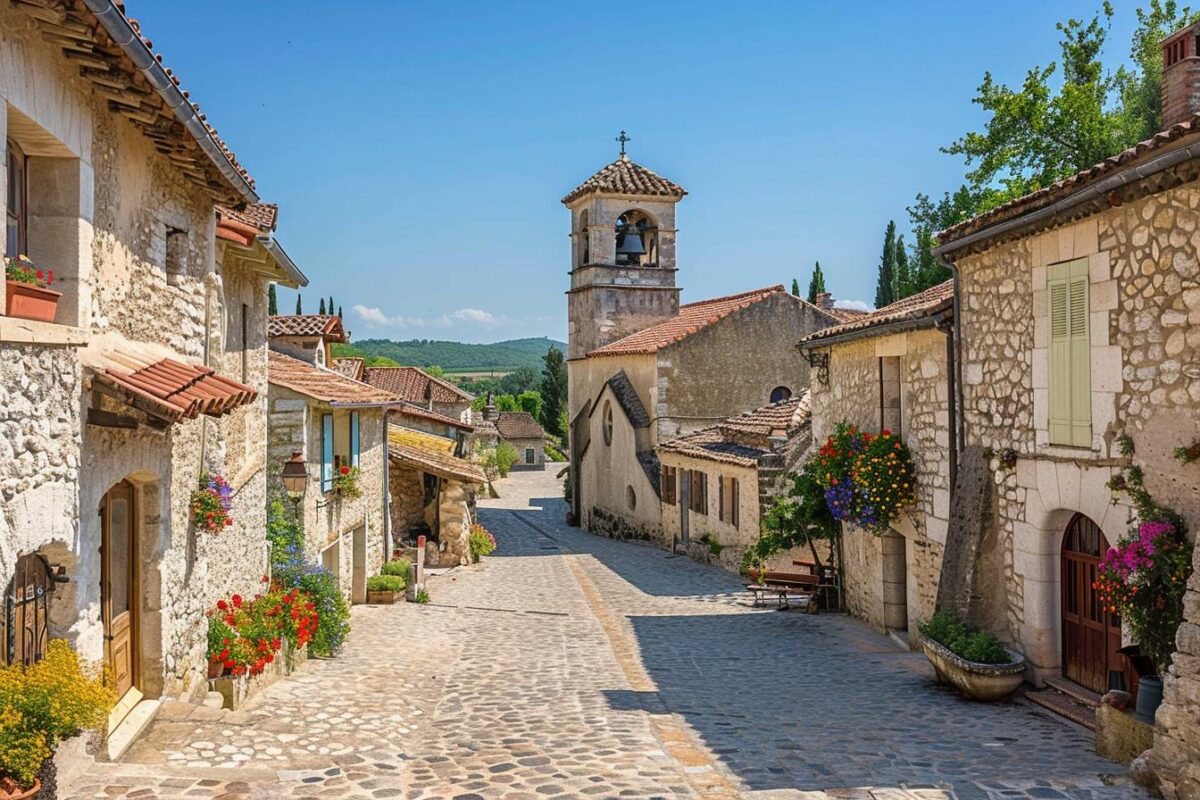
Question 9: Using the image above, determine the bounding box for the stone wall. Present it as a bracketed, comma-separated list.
[953, 192, 1199, 682]
[389, 463, 427, 543]
[807, 329, 950, 635]
[507, 437, 546, 470]
[658, 451, 759, 559]
[1153, 541, 1200, 799]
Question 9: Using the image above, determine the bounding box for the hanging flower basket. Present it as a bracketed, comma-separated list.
[5, 256, 60, 324]
[814, 423, 916, 534]
[190, 473, 233, 533]
[333, 465, 362, 499]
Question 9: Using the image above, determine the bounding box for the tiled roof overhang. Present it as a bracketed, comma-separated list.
[799, 281, 954, 349]
[389, 444, 486, 484]
[88, 349, 256, 422]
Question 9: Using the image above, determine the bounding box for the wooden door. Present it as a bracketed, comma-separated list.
[1061, 514, 1123, 694]
[101, 482, 137, 698]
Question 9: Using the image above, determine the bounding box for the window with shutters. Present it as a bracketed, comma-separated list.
[1047, 258, 1091, 447]
[718, 476, 740, 528]
[661, 465, 677, 506]
[689, 471, 708, 515]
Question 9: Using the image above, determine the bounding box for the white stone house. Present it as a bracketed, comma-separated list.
[933, 26, 1200, 785]
[798, 282, 955, 637]
[267, 323, 398, 605]
[0, 0, 304, 742]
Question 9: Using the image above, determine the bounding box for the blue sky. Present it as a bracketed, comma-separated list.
[138, 1, 1144, 343]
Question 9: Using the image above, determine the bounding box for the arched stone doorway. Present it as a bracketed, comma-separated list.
[1060, 513, 1127, 694]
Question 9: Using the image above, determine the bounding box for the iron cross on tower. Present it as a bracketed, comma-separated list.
[616, 130, 631, 155]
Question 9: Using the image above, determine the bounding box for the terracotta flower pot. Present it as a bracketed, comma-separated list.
[6, 281, 61, 323]
[207, 659, 225, 680]
[0, 777, 41, 800]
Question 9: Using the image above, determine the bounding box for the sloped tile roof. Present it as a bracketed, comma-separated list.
[603, 371, 650, 428]
[268, 315, 346, 341]
[365, 366, 473, 404]
[332, 357, 365, 381]
[494, 412, 547, 441]
[392, 402, 474, 431]
[217, 204, 278, 233]
[388, 425, 456, 454]
[562, 154, 687, 205]
[389, 443, 487, 484]
[657, 393, 811, 467]
[84, 340, 256, 422]
[800, 281, 954, 346]
[824, 306, 870, 324]
[268, 351, 399, 406]
[938, 113, 1200, 249]
[588, 285, 789, 357]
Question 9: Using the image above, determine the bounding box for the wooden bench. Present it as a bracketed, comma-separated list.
[745, 569, 819, 610]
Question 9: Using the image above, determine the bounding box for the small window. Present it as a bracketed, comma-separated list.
[525, 448, 535, 464]
[770, 386, 792, 403]
[165, 225, 188, 275]
[5, 140, 27, 257]
[626, 485, 637, 511]
[719, 476, 740, 529]
[602, 400, 613, 446]
[661, 465, 677, 506]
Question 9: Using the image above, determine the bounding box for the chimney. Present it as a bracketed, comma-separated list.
[482, 392, 498, 421]
[1162, 22, 1200, 128]
[814, 291, 835, 310]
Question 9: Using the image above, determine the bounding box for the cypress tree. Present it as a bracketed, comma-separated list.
[319, 298, 327, 315]
[268, 284, 278, 316]
[329, 295, 335, 316]
[295, 294, 302, 314]
[875, 221, 897, 308]
[894, 234, 911, 301]
[791, 278, 800, 297]
[806, 262, 826, 304]
[337, 305, 343, 319]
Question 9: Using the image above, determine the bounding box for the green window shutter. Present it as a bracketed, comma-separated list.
[1047, 259, 1091, 446]
[321, 413, 334, 491]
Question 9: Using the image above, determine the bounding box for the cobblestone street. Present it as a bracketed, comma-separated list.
[62, 469, 1148, 800]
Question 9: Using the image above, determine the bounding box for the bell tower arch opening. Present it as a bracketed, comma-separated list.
[615, 209, 658, 267]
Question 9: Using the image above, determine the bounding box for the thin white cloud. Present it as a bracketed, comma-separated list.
[353, 304, 505, 330]
[834, 299, 872, 312]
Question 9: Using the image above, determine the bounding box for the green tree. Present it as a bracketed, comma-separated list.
[319, 298, 327, 315]
[496, 394, 520, 412]
[329, 295, 335, 316]
[295, 294, 302, 314]
[791, 278, 801, 297]
[539, 346, 568, 438]
[806, 262, 826, 304]
[944, 1, 1197, 212]
[875, 221, 897, 308]
[499, 366, 540, 396]
[424, 365, 445, 378]
[517, 390, 543, 420]
[905, 188, 979, 294]
[337, 305, 343, 319]
[268, 284, 278, 316]
[893, 234, 912, 300]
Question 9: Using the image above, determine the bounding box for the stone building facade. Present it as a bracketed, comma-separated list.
[935, 31, 1200, 789]
[799, 283, 955, 636]
[0, 0, 303, 740]
[267, 336, 396, 605]
[365, 365, 474, 423]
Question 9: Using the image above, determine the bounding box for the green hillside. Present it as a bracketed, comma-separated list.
[334, 337, 566, 373]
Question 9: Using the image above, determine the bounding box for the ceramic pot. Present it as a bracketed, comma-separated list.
[5, 281, 60, 323]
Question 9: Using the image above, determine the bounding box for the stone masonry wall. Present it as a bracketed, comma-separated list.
[1154, 542, 1200, 799]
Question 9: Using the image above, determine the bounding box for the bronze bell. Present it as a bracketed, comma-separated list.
[616, 223, 645, 258]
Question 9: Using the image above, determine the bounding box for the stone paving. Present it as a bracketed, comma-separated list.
[60, 469, 1149, 800]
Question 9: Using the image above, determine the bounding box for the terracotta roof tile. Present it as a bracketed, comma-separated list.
[268, 315, 347, 341]
[391, 402, 474, 431]
[800, 281, 954, 345]
[587, 285, 789, 357]
[562, 154, 687, 205]
[84, 341, 256, 422]
[389, 443, 487, 485]
[217, 204, 278, 233]
[657, 393, 811, 467]
[824, 306, 870, 324]
[938, 114, 1200, 248]
[332, 357, 365, 381]
[494, 412, 547, 440]
[365, 366, 473, 404]
[268, 351, 399, 406]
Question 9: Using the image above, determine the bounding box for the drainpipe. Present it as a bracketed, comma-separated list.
[938, 256, 967, 461]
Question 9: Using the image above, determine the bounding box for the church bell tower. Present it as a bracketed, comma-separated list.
[562, 134, 687, 361]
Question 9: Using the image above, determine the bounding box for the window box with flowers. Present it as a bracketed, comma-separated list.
[332, 465, 362, 499]
[4, 256, 60, 324]
[190, 473, 233, 533]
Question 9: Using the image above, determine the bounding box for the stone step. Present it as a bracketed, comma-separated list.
[1043, 675, 1102, 707]
[1023, 687, 1096, 730]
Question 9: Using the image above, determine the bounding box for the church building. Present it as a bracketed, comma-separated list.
[564, 146, 840, 542]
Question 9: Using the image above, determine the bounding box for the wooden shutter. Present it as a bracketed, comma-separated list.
[1048, 258, 1091, 447]
[718, 477, 725, 522]
[321, 413, 334, 491]
[350, 411, 361, 468]
[731, 478, 739, 529]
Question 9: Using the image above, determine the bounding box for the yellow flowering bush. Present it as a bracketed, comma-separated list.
[0, 640, 114, 789]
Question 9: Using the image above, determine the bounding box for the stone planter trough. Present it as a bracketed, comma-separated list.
[920, 637, 1026, 701]
[209, 641, 308, 710]
[366, 589, 397, 605]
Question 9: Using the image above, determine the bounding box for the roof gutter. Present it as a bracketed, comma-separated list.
[259, 237, 309, 288]
[934, 135, 1200, 258]
[82, 0, 259, 203]
[797, 309, 950, 350]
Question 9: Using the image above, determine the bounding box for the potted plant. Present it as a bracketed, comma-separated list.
[918, 611, 1027, 701]
[366, 574, 405, 604]
[1095, 519, 1193, 722]
[0, 640, 114, 798]
[468, 524, 497, 563]
[332, 465, 362, 499]
[4, 256, 61, 324]
[190, 473, 233, 533]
